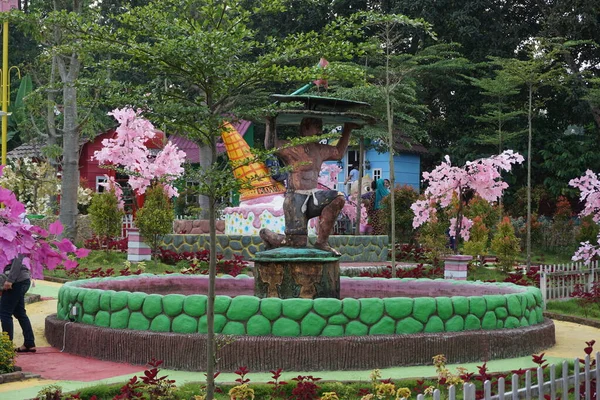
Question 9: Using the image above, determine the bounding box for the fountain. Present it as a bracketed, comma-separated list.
[46, 274, 554, 371]
[45, 94, 554, 371]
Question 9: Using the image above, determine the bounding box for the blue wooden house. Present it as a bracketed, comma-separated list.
[333, 135, 427, 193]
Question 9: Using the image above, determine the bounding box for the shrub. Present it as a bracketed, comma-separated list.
[417, 213, 451, 263]
[576, 215, 600, 245]
[380, 185, 419, 244]
[550, 196, 575, 248]
[462, 216, 489, 265]
[0, 332, 15, 374]
[491, 216, 520, 272]
[464, 195, 501, 240]
[135, 184, 174, 263]
[88, 190, 124, 248]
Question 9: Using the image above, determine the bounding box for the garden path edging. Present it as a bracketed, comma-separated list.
[45, 315, 555, 372]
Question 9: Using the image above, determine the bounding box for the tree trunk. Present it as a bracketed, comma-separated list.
[198, 144, 211, 219]
[385, 21, 396, 276]
[526, 84, 532, 271]
[354, 139, 364, 235]
[205, 136, 217, 400]
[58, 55, 80, 241]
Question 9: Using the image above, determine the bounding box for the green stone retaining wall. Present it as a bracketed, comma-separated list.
[57, 275, 545, 337]
[160, 234, 388, 262]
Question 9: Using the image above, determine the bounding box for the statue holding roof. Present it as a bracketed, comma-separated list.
[260, 94, 373, 256]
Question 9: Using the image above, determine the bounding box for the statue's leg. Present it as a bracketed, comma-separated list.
[313, 193, 345, 256]
[284, 192, 309, 247]
[259, 228, 286, 249]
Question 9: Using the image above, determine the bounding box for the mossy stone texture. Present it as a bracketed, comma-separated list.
[58, 276, 545, 337]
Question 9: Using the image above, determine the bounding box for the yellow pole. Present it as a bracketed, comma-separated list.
[1, 20, 8, 166]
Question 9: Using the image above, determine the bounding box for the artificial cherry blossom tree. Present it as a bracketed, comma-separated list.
[0, 166, 89, 279]
[569, 170, 600, 264]
[93, 108, 187, 200]
[411, 150, 524, 253]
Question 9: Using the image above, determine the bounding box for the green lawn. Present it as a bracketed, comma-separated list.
[546, 299, 600, 321]
[45, 250, 182, 279]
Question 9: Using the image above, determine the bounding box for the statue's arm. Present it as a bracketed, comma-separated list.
[264, 117, 277, 150]
[265, 116, 288, 150]
[328, 123, 358, 160]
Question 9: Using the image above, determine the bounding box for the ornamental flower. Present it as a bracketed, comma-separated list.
[94, 107, 186, 200]
[320, 392, 340, 400]
[228, 384, 254, 400]
[375, 382, 397, 398]
[0, 168, 89, 278]
[570, 170, 600, 264]
[396, 387, 411, 399]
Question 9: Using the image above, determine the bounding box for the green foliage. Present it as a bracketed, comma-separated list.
[462, 216, 489, 264]
[0, 160, 60, 215]
[464, 195, 502, 239]
[33, 384, 66, 400]
[88, 191, 124, 243]
[0, 332, 15, 374]
[136, 185, 174, 262]
[417, 214, 451, 263]
[576, 215, 600, 245]
[551, 196, 575, 248]
[491, 216, 521, 272]
[380, 185, 419, 243]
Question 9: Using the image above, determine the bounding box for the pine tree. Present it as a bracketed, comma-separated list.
[491, 216, 520, 272]
[135, 184, 173, 265]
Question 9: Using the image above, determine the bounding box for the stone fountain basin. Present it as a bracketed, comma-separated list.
[46, 274, 554, 371]
[55, 274, 544, 336]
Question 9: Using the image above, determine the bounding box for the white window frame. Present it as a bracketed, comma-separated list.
[96, 176, 107, 193]
[373, 168, 382, 182]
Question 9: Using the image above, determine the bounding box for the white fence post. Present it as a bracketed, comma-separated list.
[540, 260, 599, 303]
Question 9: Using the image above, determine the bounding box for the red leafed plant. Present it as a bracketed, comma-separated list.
[267, 368, 288, 399]
[234, 366, 251, 385]
[114, 359, 176, 399]
[290, 375, 322, 400]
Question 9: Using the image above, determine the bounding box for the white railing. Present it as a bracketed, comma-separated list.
[415, 353, 599, 400]
[539, 261, 599, 307]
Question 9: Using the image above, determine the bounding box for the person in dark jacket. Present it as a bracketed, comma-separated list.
[1, 255, 36, 353]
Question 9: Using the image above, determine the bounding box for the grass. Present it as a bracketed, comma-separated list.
[546, 298, 600, 320]
[44, 250, 182, 279]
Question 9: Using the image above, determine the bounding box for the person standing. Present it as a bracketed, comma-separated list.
[344, 164, 359, 193]
[374, 178, 391, 210]
[1, 255, 36, 353]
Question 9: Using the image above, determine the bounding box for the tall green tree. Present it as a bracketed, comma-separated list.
[11, 1, 112, 239]
[491, 39, 565, 268]
[468, 73, 523, 153]
[68, 1, 371, 397]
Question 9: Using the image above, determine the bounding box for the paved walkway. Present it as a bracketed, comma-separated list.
[1, 279, 598, 400]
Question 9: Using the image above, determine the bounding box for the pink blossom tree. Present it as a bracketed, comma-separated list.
[0, 166, 89, 279]
[93, 108, 187, 200]
[569, 170, 600, 264]
[411, 150, 524, 253]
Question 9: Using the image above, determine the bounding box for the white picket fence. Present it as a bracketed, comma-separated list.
[539, 260, 599, 307]
[416, 353, 599, 400]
